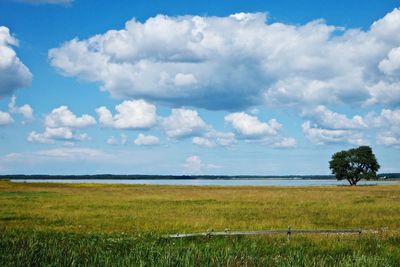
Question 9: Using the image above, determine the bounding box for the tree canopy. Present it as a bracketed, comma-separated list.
[329, 146, 380, 186]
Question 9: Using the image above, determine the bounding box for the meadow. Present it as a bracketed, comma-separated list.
[1, 180, 400, 266]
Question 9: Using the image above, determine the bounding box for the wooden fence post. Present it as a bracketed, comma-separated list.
[167, 228, 365, 238]
[287, 226, 291, 241]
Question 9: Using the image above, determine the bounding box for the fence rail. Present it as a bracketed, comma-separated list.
[167, 227, 362, 239]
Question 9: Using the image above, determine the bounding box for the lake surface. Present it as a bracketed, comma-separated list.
[10, 179, 400, 186]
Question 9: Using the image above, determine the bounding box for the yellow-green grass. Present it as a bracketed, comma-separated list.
[1, 180, 399, 235]
[1, 181, 400, 266]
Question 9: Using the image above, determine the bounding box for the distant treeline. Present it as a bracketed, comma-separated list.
[378, 173, 400, 179]
[1, 173, 399, 180]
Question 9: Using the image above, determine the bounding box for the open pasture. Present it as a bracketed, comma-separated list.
[1, 181, 400, 266]
[1, 181, 400, 234]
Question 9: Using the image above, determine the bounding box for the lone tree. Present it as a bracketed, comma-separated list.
[329, 146, 380, 186]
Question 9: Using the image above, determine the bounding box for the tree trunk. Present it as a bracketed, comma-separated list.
[347, 177, 358, 186]
[352, 177, 360, 186]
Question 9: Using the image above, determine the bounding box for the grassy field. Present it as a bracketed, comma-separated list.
[1, 180, 400, 266]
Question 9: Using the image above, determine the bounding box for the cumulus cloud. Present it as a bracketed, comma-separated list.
[365, 81, 400, 107]
[0, 111, 13, 125]
[134, 133, 160, 146]
[106, 136, 118, 145]
[224, 112, 296, 148]
[379, 47, 400, 76]
[183, 155, 203, 174]
[224, 112, 281, 138]
[367, 108, 400, 147]
[299, 106, 371, 145]
[27, 106, 93, 144]
[301, 107, 400, 146]
[182, 155, 222, 173]
[106, 134, 128, 145]
[27, 127, 89, 144]
[160, 108, 208, 139]
[302, 105, 367, 130]
[96, 100, 156, 129]
[272, 137, 297, 148]
[45, 106, 95, 128]
[8, 95, 33, 120]
[368, 108, 400, 127]
[302, 121, 366, 145]
[50, 9, 400, 110]
[192, 130, 236, 148]
[377, 132, 400, 147]
[192, 137, 214, 148]
[0, 26, 32, 97]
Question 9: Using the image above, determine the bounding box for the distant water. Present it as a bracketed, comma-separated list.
[10, 179, 400, 186]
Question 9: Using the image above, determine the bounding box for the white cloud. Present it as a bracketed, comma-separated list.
[377, 132, 400, 147]
[8, 95, 33, 120]
[192, 137, 214, 148]
[0, 111, 13, 125]
[302, 105, 367, 130]
[302, 121, 366, 145]
[224, 112, 281, 138]
[160, 108, 237, 147]
[300, 106, 371, 145]
[49, 9, 400, 110]
[27, 106, 93, 144]
[45, 106, 95, 128]
[0, 26, 32, 97]
[192, 130, 236, 148]
[96, 100, 156, 129]
[161, 108, 208, 139]
[182, 155, 223, 173]
[365, 81, 400, 107]
[134, 133, 160, 146]
[183, 155, 202, 174]
[106, 136, 118, 145]
[368, 108, 400, 127]
[367, 108, 400, 147]
[224, 112, 296, 148]
[299, 107, 400, 147]
[28, 127, 89, 144]
[379, 46, 400, 76]
[106, 134, 128, 145]
[272, 137, 297, 148]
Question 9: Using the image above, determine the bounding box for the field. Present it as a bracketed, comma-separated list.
[1, 180, 400, 266]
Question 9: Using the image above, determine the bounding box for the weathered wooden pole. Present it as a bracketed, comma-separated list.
[287, 226, 292, 241]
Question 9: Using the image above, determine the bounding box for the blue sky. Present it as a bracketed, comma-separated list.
[1, 0, 400, 175]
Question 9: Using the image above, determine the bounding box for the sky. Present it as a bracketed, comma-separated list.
[1, 0, 400, 175]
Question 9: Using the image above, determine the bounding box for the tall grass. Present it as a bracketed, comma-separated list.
[1, 230, 399, 266]
[1, 181, 400, 234]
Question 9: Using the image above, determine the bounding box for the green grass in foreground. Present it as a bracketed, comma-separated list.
[1, 231, 400, 266]
[1, 181, 400, 266]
